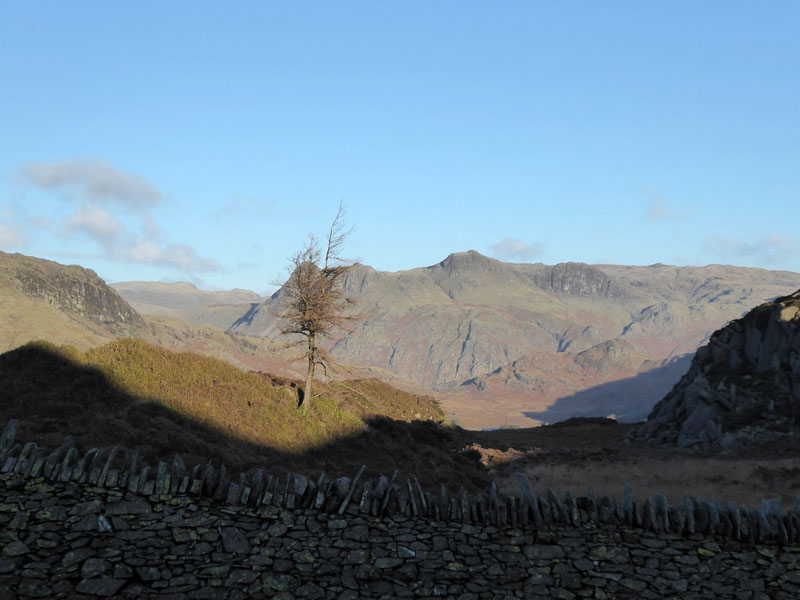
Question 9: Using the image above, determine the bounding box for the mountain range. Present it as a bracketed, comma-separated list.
[227, 251, 800, 427]
[110, 280, 262, 330]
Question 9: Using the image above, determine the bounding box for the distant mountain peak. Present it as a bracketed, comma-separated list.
[435, 250, 503, 273]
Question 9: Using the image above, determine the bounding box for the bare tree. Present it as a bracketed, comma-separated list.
[274, 204, 354, 408]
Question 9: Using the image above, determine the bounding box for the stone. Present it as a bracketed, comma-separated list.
[219, 526, 251, 554]
[104, 500, 151, 515]
[3, 540, 30, 556]
[80, 557, 112, 578]
[375, 557, 403, 569]
[136, 566, 161, 581]
[0, 420, 18, 451]
[622, 483, 634, 524]
[75, 578, 127, 596]
[515, 473, 542, 527]
[61, 547, 94, 568]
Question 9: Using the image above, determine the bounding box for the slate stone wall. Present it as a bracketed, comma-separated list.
[1, 422, 800, 599]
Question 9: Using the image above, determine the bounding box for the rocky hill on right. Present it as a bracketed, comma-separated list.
[637, 289, 800, 449]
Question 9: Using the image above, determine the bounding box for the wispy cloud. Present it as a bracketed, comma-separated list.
[704, 233, 798, 267]
[0, 221, 26, 248]
[128, 240, 222, 272]
[59, 202, 223, 273]
[20, 159, 162, 208]
[489, 237, 545, 262]
[18, 158, 222, 274]
[213, 196, 288, 221]
[63, 203, 126, 246]
[645, 195, 688, 221]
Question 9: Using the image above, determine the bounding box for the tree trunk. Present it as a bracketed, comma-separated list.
[302, 333, 315, 408]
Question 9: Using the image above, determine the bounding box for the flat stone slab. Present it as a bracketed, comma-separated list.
[75, 578, 126, 597]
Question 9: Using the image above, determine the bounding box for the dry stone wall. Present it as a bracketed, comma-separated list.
[1, 420, 799, 599]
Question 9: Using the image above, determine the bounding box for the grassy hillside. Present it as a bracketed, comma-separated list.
[0, 287, 113, 352]
[0, 251, 317, 386]
[0, 338, 486, 489]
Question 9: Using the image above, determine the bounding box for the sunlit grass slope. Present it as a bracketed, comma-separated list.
[0, 338, 445, 473]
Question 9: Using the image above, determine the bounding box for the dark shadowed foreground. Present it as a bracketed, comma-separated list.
[2, 339, 798, 508]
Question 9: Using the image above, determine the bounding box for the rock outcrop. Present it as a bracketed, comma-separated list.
[0, 251, 145, 337]
[638, 289, 800, 448]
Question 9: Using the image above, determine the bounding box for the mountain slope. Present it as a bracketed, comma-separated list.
[112, 280, 262, 329]
[231, 252, 800, 426]
[455, 341, 693, 424]
[0, 338, 451, 484]
[0, 252, 302, 380]
[0, 251, 146, 351]
[637, 288, 800, 448]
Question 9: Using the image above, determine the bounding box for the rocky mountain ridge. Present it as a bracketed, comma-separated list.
[638, 289, 800, 448]
[0, 251, 145, 338]
[231, 250, 800, 426]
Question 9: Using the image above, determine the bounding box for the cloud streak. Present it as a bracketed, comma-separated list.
[489, 237, 545, 262]
[63, 203, 126, 245]
[704, 233, 798, 267]
[128, 240, 222, 272]
[0, 221, 26, 248]
[646, 196, 688, 221]
[21, 159, 162, 207]
[59, 202, 222, 273]
[17, 158, 221, 274]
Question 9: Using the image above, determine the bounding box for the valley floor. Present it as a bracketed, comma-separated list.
[469, 419, 800, 509]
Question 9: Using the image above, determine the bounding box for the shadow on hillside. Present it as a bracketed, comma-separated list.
[0, 343, 487, 491]
[230, 303, 262, 329]
[523, 355, 692, 424]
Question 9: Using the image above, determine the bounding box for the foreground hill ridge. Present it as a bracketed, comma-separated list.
[639, 288, 800, 449]
[0, 338, 446, 476]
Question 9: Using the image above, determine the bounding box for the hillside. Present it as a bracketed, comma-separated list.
[637, 288, 800, 449]
[112, 280, 262, 329]
[6, 250, 800, 430]
[4, 338, 799, 507]
[452, 341, 693, 426]
[231, 251, 800, 427]
[0, 251, 306, 380]
[0, 251, 146, 351]
[0, 338, 470, 488]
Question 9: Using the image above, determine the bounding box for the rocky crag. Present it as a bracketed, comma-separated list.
[638, 289, 800, 448]
[2, 420, 800, 599]
[0, 251, 145, 338]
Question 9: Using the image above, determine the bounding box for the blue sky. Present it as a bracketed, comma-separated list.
[1, 1, 798, 294]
